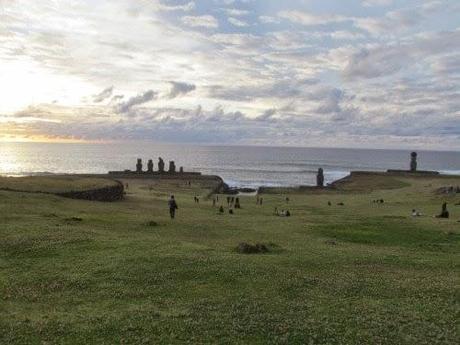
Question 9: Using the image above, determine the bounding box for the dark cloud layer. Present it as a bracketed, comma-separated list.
[117, 90, 157, 114]
[168, 81, 196, 98]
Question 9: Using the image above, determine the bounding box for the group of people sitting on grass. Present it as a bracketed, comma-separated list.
[168, 194, 455, 221]
[327, 201, 345, 206]
[274, 207, 291, 217]
[412, 202, 451, 218]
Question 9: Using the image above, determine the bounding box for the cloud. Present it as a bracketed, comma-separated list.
[207, 78, 319, 101]
[278, 10, 348, 26]
[224, 8, 250, 17]
[431, 54, 460, 75]
[181, 15, 219, 28]
[228, 17, 250, 27]
[354, 2, 445, 35]
[93, 86, 114, 103]
[362, 0, 393, 7]
[1, 0, 459, 149]
[168, 81, 196, 98]
[343, 29, 460, 80]
[117, 90, 157, 113]
[157, 1, 195, 12]
[256, 108, 277, 121]
[259, 16, 280, 24]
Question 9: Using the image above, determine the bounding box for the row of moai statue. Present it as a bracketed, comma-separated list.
[136, 158, 183, 174]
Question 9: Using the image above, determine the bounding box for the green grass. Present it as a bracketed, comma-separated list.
[1, 174, 459, 344]
[0, 176, 119, 194]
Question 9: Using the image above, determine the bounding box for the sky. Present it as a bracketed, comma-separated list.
[0, 0, 459, 149]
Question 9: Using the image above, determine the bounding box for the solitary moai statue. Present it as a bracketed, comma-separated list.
[410, 152, 417, 172]
[158, 157, 165, 173]
[179, 167, 184, 173]
[147, 159, 154, 173]
[169, 161, 176, 173]
[136, 158, 143, 173]
[317, 168, 324, 187]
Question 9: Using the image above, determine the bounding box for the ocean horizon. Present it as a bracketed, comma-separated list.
[1, 142, 460, 188]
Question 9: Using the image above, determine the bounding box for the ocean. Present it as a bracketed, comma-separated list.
[1, 142, 459, 188]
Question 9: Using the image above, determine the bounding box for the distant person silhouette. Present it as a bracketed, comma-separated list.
[168, 195, 178, 219]
[436, 202, 449, 218]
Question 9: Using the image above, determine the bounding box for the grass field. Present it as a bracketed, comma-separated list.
[1, 173, 459, 344]
[0, 176, 119, 194]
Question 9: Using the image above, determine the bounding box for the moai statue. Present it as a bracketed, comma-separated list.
[410, 152, 417, 172]
[158, 157, 165, 173]
[147, 159, 154, 173]
[136, 158, 143, 173]
[169, 161, 176, 173]
[179, 167, 184, 173]
[317, 168, 324, 187]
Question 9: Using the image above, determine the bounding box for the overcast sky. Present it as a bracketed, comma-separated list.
[0, 0, 459, 149]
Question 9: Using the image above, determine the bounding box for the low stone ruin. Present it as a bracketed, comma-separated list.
[437, 186, 460, 194]
[58, 182, 124, 202]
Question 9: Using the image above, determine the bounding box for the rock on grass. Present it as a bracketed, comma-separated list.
[236, 242, 269, 254]
[64, 217, 83, 222]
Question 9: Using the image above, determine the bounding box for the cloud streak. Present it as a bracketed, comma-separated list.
[117, 90, 157, 114]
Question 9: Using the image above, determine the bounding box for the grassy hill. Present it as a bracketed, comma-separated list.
[0, 173, 459, 344]
[0, 175, 120, 194]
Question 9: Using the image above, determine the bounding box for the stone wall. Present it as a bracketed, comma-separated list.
[58, 181, 124, 202]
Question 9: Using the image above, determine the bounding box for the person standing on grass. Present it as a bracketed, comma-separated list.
[168, 195, 178, 219]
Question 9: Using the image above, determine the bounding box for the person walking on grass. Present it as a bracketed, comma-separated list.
[168, 195, 178, 219]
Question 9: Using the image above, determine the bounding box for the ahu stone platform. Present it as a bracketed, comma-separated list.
[108, 157, 202, 178]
